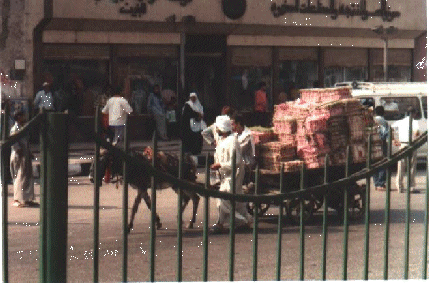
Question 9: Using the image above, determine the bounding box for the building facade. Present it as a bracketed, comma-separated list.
[0, 0, 427, 122]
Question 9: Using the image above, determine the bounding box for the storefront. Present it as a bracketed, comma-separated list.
[2, 0, 424, 125]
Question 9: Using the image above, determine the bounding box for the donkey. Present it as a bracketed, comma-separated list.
[89, 146, 200, 233]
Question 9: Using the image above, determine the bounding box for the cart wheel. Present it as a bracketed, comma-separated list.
[246, 202, 270, 217]
[347, 185, 366, 221]
[286, 198, 315, 225]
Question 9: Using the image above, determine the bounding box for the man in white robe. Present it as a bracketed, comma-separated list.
[201, 106, 235, 146]
[210, 115, 252, 233]
[10, 111, 38, 207]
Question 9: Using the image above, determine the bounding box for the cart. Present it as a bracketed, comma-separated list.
[245, 162, 367, 224]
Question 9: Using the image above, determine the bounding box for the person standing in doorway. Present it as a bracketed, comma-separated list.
[10, 111, 38, 207]
[147, 85, 168, 141]
[34, 82, 55, 113]
[254, 82, 268, 127]
[102, 86, 133, 146]
[181, 93, 206, 165]
[392, 106, 420, 193]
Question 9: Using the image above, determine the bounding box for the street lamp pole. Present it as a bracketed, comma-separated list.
[383, 37, 388, 82]
[372, 25, 398, 82]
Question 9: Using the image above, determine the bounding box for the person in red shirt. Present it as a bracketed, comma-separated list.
[254, 82, 268, 127]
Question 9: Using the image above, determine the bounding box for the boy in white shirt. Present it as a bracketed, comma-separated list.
[102, 87, 133, 146]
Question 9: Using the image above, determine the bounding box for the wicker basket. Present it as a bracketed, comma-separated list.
[273, 116, 297, 134]
[251, 129, 276, 145]
[258, 142, 296, 159]
[278, 133, 296, 145]
[316, 100, 345, 117]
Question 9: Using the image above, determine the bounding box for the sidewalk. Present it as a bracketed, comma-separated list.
[30, 139, 216, 177]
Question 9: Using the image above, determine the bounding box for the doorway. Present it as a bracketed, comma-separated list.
[185, 35, 226, 124]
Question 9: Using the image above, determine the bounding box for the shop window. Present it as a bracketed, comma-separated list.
[118, 58, 178, 115]
[324, 67, 368, 87]
[369, 48, 412, 82]
[230, 67, 272, 112]
[370, 65, 411, 82]
[230, 47, 272, 112]
[43, 60, 109, 116]
[278, 61, 318, 101]
[324, 48, 368, 87]
[359, 97, 375, 108]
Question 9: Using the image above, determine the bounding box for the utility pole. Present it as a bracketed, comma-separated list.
[372, 26, 398, 82]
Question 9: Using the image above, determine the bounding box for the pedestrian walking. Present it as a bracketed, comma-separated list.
[102, 86, 133, 146]
[372, 106, 389, 191]
[181, 93, 206, 164]
[147, 85, 168, 141]
[10, 111, 38, 208]
[33, 82, 55, 112]
[392, 106, 420, 193]
[254, 82, 268, 127]
[1, 103, 12, 185]
[210, 115, 252, 234]
[202, 105, 235, 146]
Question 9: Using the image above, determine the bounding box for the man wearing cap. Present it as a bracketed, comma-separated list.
[34, 82, 55, 112]
[201, 105, 235, 146]
[210, 115, 252, 234]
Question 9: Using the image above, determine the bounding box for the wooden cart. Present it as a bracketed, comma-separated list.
[245, 163, 367, 224]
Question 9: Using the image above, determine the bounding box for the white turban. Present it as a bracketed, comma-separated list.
[215, 115, 232, 133]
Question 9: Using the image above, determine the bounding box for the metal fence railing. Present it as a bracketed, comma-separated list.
[1, 108, 428, 282]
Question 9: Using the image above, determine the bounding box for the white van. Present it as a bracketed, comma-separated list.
[335, 82, 427, 162]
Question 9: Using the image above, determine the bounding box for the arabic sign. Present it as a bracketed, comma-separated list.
[94, 0, 192, 18]
[271, 0, 400, 22]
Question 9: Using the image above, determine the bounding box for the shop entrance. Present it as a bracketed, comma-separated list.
[185, 35, 226, 124]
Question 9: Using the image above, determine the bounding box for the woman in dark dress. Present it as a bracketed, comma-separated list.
[181, 93, 205, 156]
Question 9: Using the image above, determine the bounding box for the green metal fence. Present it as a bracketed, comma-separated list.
[1, 110, 428, 282]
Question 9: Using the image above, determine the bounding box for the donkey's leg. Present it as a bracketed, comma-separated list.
[178, 190, 200, 229]
[128, 189, 144, 233]
[187, 193, 200, 229]
[141, 190, 163, 229]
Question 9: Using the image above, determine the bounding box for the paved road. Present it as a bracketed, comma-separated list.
[4, 168, 428, 282]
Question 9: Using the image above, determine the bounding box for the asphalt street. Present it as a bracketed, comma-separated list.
[4, 167, 429, 282]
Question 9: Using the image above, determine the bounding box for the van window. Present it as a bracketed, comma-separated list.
[380, 97, 421, 121]
[422, 96, 427, 119]
[359, 98, 374, 108]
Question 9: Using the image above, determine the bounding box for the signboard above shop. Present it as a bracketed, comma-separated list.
[50, 0, 426, 32]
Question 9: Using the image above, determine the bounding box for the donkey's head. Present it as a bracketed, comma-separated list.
[142, 146, 197, 182]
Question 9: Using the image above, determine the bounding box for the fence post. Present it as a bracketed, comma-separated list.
[45, 113, 69, 283]
[93, 106, 101, 283]
[1, 104, 10, 283]
[39, 109, 47, 283]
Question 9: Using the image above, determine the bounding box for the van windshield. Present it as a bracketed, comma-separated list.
[380, 97, 422, 121]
